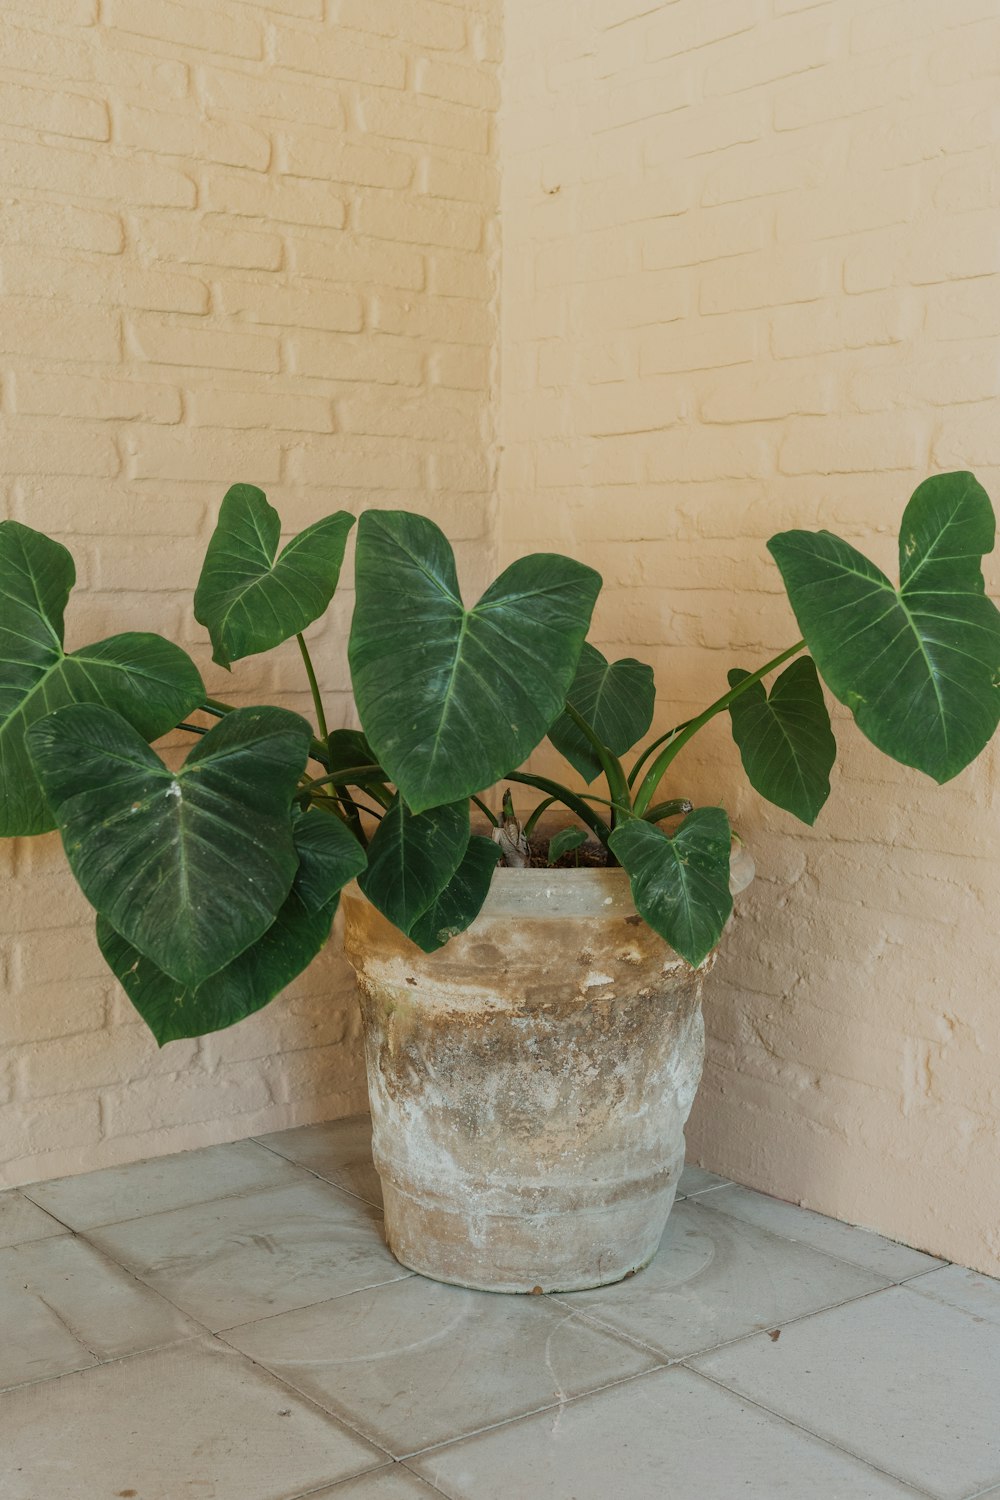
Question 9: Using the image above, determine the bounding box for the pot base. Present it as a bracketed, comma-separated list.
[380, 1173, 680, 1294]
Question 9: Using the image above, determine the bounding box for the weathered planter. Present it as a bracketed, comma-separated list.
[342, 853, 751, 1294]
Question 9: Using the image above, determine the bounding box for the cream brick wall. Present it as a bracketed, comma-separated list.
[501, 0, 1000, 1274]
[0, 0, 500, 1186]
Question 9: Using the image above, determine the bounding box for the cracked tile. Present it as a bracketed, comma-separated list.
[0, 1234, 199, 1389]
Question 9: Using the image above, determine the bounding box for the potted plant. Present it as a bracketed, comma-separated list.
[2, 472, 997, 1291]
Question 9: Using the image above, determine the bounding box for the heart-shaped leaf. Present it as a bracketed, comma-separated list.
[548, 643, 655, 783]
[409, 834, 502, 953]
[727, 656, 835, 825]
[547, 825, 588, 863]
[96, 809, 366, 1044]
[28, 703, 312, 986]
[358, 794, 470, 935]
[609, 808, 733, 968]
[769, 472, 1000, 784]
[194, 484, 355, 669]
[0, 521, 204, 836]
[350, 511, 602, 813]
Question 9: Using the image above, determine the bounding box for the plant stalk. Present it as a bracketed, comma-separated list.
[502, 771, 612, 843]
[296, 633, 328, 741]
[632, 640, 806, 816]
[563, 704, 631, 814]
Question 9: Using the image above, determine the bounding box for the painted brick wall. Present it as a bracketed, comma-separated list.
[501, 0, 1000, 1274]
[0, 0, 500, 1186]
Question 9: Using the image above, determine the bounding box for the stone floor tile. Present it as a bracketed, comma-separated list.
[691, 1284, 1000, 1500]
[678, 1163, 730, 1197]
[0, 1336, 385, 1500]
[0, 1234, 199, 1389]
[411, 1366, 922, 1499]
[23, 1139, 309, 1229]
[0, 1188, 68, 1248]
[86, 1178, 409, 1330]
[908, 1263, 1000, 1324]
[297, 1463, 450, 1497]
[699, 1184, 947, 1281]
[551, 1198, 887, 1358]
[256, 1116, 383, 1208]
[223, 1273, 659, 1458]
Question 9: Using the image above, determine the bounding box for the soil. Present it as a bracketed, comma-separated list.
[525, 835, 613, 869]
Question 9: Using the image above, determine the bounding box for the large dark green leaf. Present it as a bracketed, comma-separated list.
[0, 521, 204, 836]
[358, 794, 469, 935]
[769, 472, 1000, 784]
[609, 808, 733, 968]
[548, 643, 655, 783]
[96, 809, 366, 1045]
[194, 484, 355, 669]
[349, 511, 602, 813]
[409, 834, 502, 953]
[727, 657, 835, 825]
[28, 704, 312, 987]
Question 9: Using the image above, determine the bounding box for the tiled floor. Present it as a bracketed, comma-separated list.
[3, 1117, 998, 1500]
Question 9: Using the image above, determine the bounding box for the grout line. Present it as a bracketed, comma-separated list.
[249, 1132, 385, 1211]
[0, 1332, 204, 1397]
[683, 1365, 942, 1500]
[397, 1363, 673, 1462]
[689, 1190, 948, 1286]
[218, 1333, 397, 1471]
[213, 1268, 416, 1337]
[551, 1273, 904, 1369]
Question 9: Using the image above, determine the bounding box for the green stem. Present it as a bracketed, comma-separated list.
[203, 698, 233, 717]
[523, 795, 558, 837]
[633, 640, 806, 816]
[503, 772, 612, 843]
[627, 718, 693, 788]
[296, 633, 328, 741]
[301, 764, 384, 794]
[642, 797, 693, 823]
[177, 721, 208, 736]
[471, 795, 498, 827]
[563, 704, 631, 813]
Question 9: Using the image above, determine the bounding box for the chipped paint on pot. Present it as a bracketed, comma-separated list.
[343, 859, 750, 1294]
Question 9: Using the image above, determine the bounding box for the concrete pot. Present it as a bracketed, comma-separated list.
[342, 852, 751, 1294]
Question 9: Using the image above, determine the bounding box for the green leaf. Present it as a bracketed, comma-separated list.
[96, 810, 366, 1045]
[327, 728, 378, 776]
[547, 825, 588, 863]
[350, 511, 602, 813]
[548, 643, 655, 783]
[609, 809, 733, 968]
[288, 806, 368, 913]
[727, 656, 835, 825]
[769, 472, 1000, 784]
[0, 521, 204, 836]
[28, 704, 312, 987]
[357, 794, 470, 935]
[194, 484, 355, 669]
[409, 835, 502, 953]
